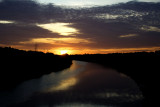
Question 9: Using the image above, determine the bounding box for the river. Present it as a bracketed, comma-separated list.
[0, 60, 143, 107]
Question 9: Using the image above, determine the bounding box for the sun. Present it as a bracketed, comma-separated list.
[54, 48, 72, 55]
[60, 50, 68, 55]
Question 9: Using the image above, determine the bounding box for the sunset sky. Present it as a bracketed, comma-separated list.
[0, 0, 160, 54]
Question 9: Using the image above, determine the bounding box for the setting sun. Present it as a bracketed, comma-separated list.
[53, 48, 72, 55]
[60, 50, 68, 55]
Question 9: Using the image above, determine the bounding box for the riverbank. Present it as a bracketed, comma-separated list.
[71, 51, 160, 106]
[0, 60, 142, 107]
[0, 47, 72, 90]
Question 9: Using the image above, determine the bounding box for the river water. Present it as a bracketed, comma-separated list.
[0, 60, 143, 107]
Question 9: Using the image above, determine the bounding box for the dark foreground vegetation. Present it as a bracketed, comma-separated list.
[1, 47, 159, 106]
[71, 51, 160, 106]
[0, 47, 72, 90]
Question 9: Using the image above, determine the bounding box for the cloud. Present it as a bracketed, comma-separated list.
[35, 0, 160, 7]
[94, 11, 148, 20]
[0, 20, 15, 24]
[119, 34, 138, 38]
[36, 0, 132, 6]
[37, 23, 80, 36]
[141, 26, 160, 32]
[0, 0, 64, 23]
[0, 0, 160, 53]
[0, 23, 59, 45]
[20, 37, 93, 44]
[0, 0, 159, 24]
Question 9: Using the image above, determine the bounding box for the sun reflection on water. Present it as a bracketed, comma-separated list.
[47, 77, 77, 92]
[0, 61, 143, 107]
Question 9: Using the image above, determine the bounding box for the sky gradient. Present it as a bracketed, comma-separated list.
[0, 0, 160, 54]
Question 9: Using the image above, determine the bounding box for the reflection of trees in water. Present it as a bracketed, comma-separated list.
[11, 89, 143, 107]
[9, 61, 143, 107]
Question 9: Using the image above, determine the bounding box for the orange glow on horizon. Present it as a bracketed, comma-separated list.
[8, 45, 160, 55]
[52, 48, 72, 55]
[60, 50, 68, 55]
[47, 47, 160, 55]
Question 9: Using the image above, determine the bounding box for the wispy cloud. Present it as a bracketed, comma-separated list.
[119, 34, 138, 38]
[0, 20, 15, 24]
[37, 23, 79, 36]
[20, 37, 93, 44]
[95, 10, 148, 20]
[141, 26, 160, 32]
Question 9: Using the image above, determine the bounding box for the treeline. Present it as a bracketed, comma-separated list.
[0, 47, 54, 56]
[0, 47, 72, 90]
[70, 51, 160, 106]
